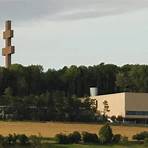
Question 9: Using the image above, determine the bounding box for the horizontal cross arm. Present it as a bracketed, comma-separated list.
[3, 30, 13, 39]
[2, 46, 15, 56]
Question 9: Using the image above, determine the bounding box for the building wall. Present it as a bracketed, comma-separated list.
[125, 93, 148, 119]
[91, 93, 125, 117]
[91, 92, 148, 119]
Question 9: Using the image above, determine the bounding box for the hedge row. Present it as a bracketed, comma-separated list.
[133, 131, 148, 141]
[55, 123, 126, 144]
[0, 134, 42, 146]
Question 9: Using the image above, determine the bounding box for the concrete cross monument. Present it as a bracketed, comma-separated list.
[2, 20, 15, 68]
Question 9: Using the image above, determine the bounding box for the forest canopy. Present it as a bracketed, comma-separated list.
[0, 63, 148, 97]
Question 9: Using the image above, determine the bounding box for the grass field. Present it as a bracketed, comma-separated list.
[2, 143, 147, 148]
[48, 144, 147, 148]
[0, 121, 147, 140]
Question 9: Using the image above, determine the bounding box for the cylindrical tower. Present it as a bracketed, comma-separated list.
[90, 87, 98, 97]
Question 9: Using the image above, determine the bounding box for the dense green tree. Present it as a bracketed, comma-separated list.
[116, 64, 148, 92]
[99, 123, 113, 144]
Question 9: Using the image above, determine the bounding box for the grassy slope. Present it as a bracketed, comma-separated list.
[46, 144, 147, 148]
[32, 143, 148, 148]
[4, 144, 147, 148]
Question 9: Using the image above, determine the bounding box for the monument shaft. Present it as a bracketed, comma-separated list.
[2, 20, 15, 68]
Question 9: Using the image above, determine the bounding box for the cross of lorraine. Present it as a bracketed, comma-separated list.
[2, 20, 15, 68]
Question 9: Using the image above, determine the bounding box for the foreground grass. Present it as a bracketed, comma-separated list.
[48, 144, 146, 148]
[1, 143, 147, 148]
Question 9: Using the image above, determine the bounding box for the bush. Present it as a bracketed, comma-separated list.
[82, 132, 99, 143]
[4, 134, 17, 145]
[117, 116, 123, 122]
[99, 123, 113, 144]
[17, 134, 29, 145]
[68, 131, 81, 143]
[0, 139, 3, 148]
[120, 136, 128, 144]
[30, 135, 42, 148]
[133, 131, 148, 141]
[56, 132, 81, 144]
[111, 116, 116, 122]
[112, 134, 121, 143]
[0, 135, 4, 144]
[144, 138, 148, 146]
[55, 133, 70, 144]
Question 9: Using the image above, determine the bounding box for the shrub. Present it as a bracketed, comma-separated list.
[4, 134, 17, 145]
[99, 123, 113, 144]
[55, 133, 70, 144]
[30, 135, 42, 148]
[120, 136, 128, 144]
[0, 135, 4, 144]
[111, 116, 116, 122]
[68, 131, 81, 143]
[0, 135, 4, 146]
[133, 131, 148, 141]
[17, 134, 29, 145]
[112, 134, 121, 143]
[82, 132, 98, 143]
[117, 116, 123, 122]
[144, 138, 148, 146]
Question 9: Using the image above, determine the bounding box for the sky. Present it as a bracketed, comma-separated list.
[0, 0, 148, 70]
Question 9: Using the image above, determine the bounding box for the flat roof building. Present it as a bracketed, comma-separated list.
[91, 92, 148, 120]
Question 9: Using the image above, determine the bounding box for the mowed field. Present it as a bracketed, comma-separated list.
[0, 121, 147, 139]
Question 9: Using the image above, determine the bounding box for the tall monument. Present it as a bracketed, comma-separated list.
[2, 20, 15, 68]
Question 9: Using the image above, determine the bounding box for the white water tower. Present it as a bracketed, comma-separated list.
[90, 87, 98, 96]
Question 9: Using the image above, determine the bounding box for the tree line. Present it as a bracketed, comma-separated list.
[0, 63, 118, 97]
[0, 63, 148, 121]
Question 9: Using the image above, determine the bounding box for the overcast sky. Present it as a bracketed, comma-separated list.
[0, 0, 148, 70]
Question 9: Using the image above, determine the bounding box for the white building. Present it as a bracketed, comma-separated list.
[91, 92, 148, 120]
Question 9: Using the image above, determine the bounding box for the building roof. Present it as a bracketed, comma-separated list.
[93, 92, 148, 97]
